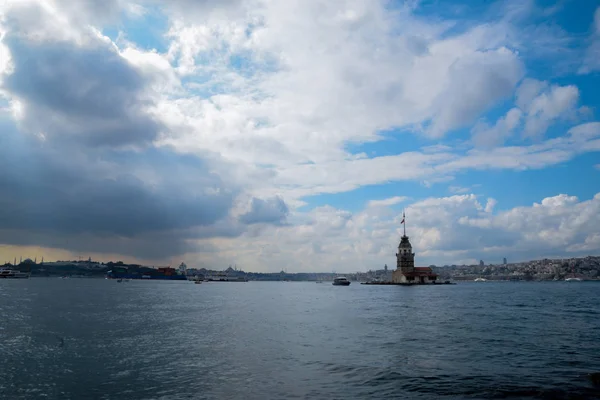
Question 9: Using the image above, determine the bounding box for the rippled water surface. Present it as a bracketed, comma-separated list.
[1, 279, 600, 399]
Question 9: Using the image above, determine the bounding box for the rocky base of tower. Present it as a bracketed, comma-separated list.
[392, 266, 439, 284]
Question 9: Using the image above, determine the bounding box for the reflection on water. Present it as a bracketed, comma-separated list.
[1, 280, 600, 399]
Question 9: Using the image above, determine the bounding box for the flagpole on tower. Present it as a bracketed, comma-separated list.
[403, 210, 406, 237]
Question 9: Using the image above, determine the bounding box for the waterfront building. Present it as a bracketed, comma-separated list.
[391, 213, 438, 284]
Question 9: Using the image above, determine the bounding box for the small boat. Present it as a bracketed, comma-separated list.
[194, 280, 202, 284]
[332, 277, 351, 286]
[117, 279, 123, 283]
[565, 266, 582, 281]
[474, 277, 487, 282]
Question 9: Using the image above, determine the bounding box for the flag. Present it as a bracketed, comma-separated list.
[401, 217, 405, 224]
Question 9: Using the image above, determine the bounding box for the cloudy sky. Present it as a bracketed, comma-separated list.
[0, 0, 599, 272]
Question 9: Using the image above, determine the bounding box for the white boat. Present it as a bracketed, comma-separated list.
[474, 277, 487, 282]
[565, 265, 582, 281]
[0, 269, 30, 279]
[332, 277, 351, 286]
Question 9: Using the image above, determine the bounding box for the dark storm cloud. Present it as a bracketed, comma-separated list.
[2, 36, 162, 147]
[0, 120, 290, 258]
[0, 0, 286, 260]
[0, 228, 203, 260]
[239, 196, 289, 226]
[0, 126, 234, 236]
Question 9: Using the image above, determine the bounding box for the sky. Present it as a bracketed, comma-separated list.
[0, 0, 599, 272]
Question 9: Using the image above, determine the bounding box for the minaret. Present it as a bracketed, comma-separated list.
[395, 211, 415, 274]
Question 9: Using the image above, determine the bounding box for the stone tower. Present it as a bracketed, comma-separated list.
[396, 211, 414, 274]
[396, 234, 415, 274]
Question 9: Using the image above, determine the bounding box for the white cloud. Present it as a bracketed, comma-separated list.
[579, 7, 600, 74]
[471, 107, 522, 148]
[156, 0, 525, 165]
[569, 122, 600, 140]
[367, 196, 408, 208]
[143, 1, 596, 203]
[449, 184, 481, 194]
[421, 175, 455, 188]
[449, 186, 470, 194]
[484, 198, 497, 213]
[522, 83, 580, 138]
[465, 78, 586, 148]
[248, 121, 600, 201]
[194, 192, 600, 272]
[120, 47, 181, 93]
[426, 46, 524, 138]
[0, 0, 105, 45]
[568, 233, 600, 252]
[510, 78, 584, 139]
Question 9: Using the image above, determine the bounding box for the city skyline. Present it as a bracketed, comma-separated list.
[0, 0, 599, 272]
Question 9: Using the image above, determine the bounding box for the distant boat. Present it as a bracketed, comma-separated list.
[194, 280, 202, 284]
[0, 269, 30, 279]
[565, 265, 582, 281]
[205, 272, 248, 282]
[474, 277, 487, 282]
[332, 277, 351, 286]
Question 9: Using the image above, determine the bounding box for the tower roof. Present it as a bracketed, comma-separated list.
[398, 234, 412, 248]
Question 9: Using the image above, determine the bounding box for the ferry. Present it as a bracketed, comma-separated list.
[0, 269, 30, 279]
[332, 277, 351, 286]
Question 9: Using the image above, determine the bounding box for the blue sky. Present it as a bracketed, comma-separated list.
[300, 0, 600, 214]
[0, 0, 599, 271]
